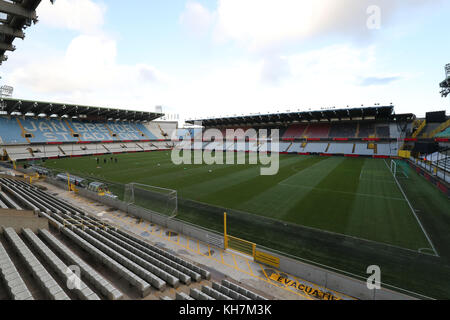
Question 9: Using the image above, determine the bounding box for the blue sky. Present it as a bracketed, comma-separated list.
[1, 0, 449, 124]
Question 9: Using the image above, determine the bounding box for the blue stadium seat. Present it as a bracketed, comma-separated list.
[20, 118, 78, 143]
[0, 118, 28, 144]
[0, 117, 159, 143]
[436, 127, 450, 138]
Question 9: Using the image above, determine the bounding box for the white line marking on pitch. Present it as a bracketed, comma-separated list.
[278, 183, 406, 201]
[383, 159, 438, 257]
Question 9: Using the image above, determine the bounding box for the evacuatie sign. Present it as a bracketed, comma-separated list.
[269, 273, 342, 300]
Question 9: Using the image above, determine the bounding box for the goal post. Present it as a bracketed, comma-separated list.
[390, 159, 409, 179]
[390, 159, 397, 177]
[124, 183, 178, 218]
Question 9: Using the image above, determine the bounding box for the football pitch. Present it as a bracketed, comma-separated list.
[39, 151, 436, 253]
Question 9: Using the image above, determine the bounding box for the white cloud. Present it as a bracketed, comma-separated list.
[8, 33, 170, 107]
[8, 0, 169, 104]
[163, 45, 394, 119]
[179, 1, 214, 36]
[5, 36, 410, 121]
[213, 0, 442, 51]
[37, 0, 105, 33]
[261, 55, 291, 85]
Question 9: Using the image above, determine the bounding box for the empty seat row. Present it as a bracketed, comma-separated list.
[15, 181, 90, 217]
[4, 182, 61, 214]
[222, 279, 267, 300]
[212, 282, 250, 300]
[21, 228, 100, 300]
[175, 291, 194, 300]
[47, 209, 112, 235]
[60, 226, 151, 297]
[0, 180, 45, 213]
[37, 211, 64, 230]
[1, 180, 89, 224]
[3, 141, 169, 161]
[0, 197, 8, 209]
[0, 185, 23, 210]
[190, 288, 214, 300]
[9, 181, 77, 216]
[83, 229, 171, 289]
[0, 183, 33, 212]
[163, 283, 260, 301]
[3, 227, 70, 300]
[71, 226, 166, 291]
[8, 178, 87, 217]
[38, 229, 123, 300]
[116, 229, 211, 280]
[108, 230, 198, 283]
[0, 242, 33, 300]
[56, 211, 107, 231]
[98, 230, 190, 286]
[202, 285, 232, 300]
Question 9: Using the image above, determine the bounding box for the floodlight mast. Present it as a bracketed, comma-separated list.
[440, 63, 450, 98]
[0, 85, 13, 98]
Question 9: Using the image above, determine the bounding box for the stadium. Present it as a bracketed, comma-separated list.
[0, 0, 449, 304]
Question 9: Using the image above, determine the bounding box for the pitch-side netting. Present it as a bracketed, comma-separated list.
[124, 183, 178, 218]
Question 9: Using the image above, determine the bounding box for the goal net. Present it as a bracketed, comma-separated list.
[124, 183, 178, 218]
[390, 159, 409, 179]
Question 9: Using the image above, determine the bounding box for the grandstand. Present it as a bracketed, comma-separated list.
[184, 106, 413, 158]
[0, 98, 180, 161]
[4, 102, 447, 163]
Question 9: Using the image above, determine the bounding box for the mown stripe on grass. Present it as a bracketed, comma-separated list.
[200, 155, 327, 208]
[284, 157, 365, 234]
[182, 154, 309, 200]
[237, 156, 345, 219]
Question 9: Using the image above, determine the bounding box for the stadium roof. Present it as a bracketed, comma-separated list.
[186, 105, 408, 127]
[0, 0, 45, 66]
[0, 97, 164, 121]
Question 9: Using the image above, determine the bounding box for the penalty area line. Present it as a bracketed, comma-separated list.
[383, 159, 439, 257]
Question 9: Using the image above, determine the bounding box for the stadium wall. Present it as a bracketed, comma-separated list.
[254, 247, 418, 300]
[44, 176, 420, 300]
[407, 160, 450, 197]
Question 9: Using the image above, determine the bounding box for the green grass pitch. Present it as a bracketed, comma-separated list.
[39, 151, 434, 252]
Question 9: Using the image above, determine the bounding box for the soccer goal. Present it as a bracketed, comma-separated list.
[390, 159, 409, 179]
[390, 159, 397, 177]
[124, 183, 178, 218]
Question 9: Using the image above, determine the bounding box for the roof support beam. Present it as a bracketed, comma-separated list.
[0, 0, 37, 20]
[22, 102, 38, 114]
[0, 24, 24, 38]
[7, 100, 21, 113]
[0, 42, 15, 51]
[86, 108, 100, 115]
[40, 103, 53, 114]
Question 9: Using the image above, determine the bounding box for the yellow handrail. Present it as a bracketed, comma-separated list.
[426, 118, 450, 138]
[412, 120, 426, 138]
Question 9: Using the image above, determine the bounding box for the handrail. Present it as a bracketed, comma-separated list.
[412, 120, 426, 138]
[427, 118, 450, 138]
